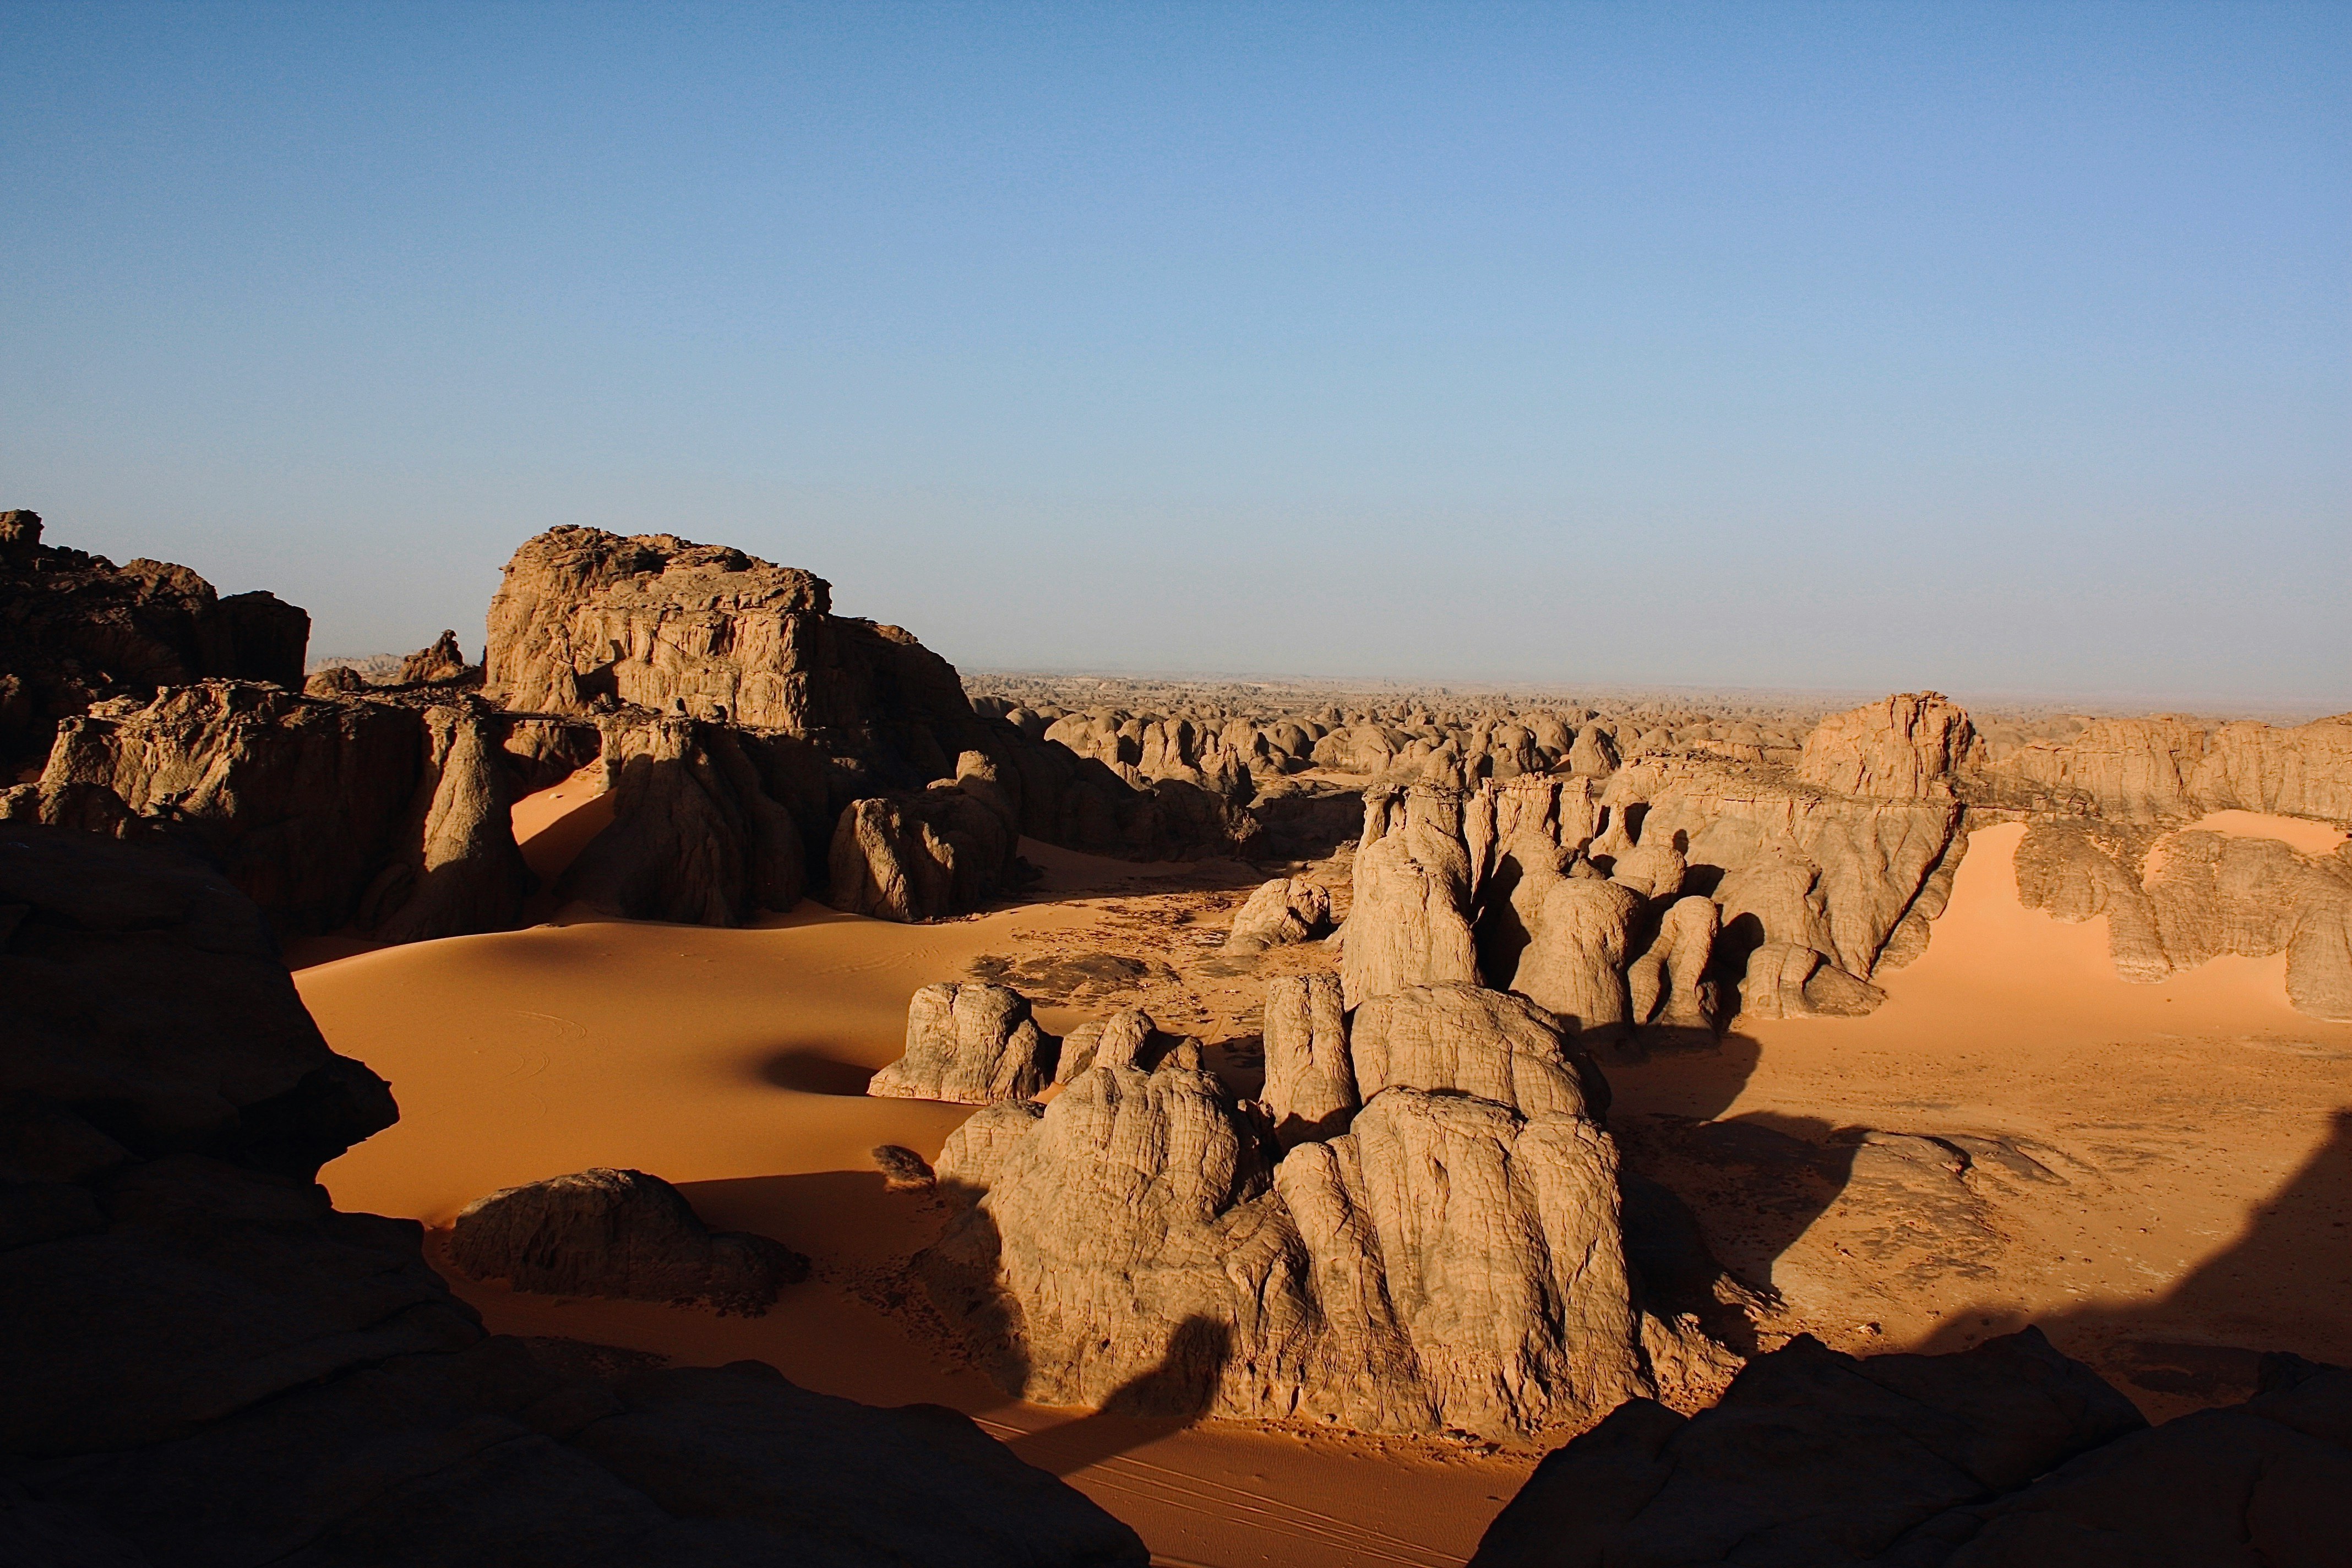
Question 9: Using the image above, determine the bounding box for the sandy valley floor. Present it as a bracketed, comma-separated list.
[302, 794, 2352, 1568]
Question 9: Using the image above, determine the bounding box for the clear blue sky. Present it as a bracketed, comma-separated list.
[5, 3, 2346, 708]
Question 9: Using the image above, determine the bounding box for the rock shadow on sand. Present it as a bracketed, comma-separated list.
[1913, 1108, 2352, 1409]
[754, 1047, 878, 1096]
[1003, 1317, 1235, 1477]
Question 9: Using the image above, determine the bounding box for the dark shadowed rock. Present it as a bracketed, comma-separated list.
[828, 753, 1019, 921]
[1469, 1329, 2148, 1567]
[0, 511, 309, 770]
[450, 1167, 809, 1314]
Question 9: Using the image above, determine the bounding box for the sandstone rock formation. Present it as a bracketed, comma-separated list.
[1260, 973, 1355, 1148]
[393, 628, 472, 684]
[829, 753, 1020, 922]
[1340, 736, 1965, 1027]
[1978, 711, 2352, 823]
[450, 1167, 808, 1313]
[0, 825, 1147, 1566]
[3, 680, 532, 940]
[2014, 819, 2352, 1022]
[868, 982, 1058, 1104]
[1224, 875, 1332, 952]
[1469, 1329, 2350, 1567]
[0, 510, 308, 770]
[1796, 691, 1981, 799]
[918, 976, 1734, 1440]
[557, 713, 805, 925]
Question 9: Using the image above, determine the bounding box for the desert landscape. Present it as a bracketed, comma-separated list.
[8, 8, 2346, 1564]
[5, 507, 2348, 1565]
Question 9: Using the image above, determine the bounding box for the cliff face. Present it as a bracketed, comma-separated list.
[0, 509, 309, 770]
[1977, 711, 2352, 822]
[483, 526, 970, 737]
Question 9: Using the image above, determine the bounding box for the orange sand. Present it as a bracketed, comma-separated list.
[2180, 809, 2348, 857]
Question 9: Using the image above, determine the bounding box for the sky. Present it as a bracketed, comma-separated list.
[4, 3, 2346, 710]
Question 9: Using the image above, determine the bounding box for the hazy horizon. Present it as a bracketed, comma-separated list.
[7, 3, 2346, 706]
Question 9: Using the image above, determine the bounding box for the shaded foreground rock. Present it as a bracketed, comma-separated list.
[1469, 1329, 2351, 1568]
[0, 826, 1147, 1566]
[450, 1168, 809, 1314]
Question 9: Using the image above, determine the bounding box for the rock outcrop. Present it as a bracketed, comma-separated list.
[1260, 973, 1355, 1148]
[1796, 691, 1980, 799]
[3, 680, 532, 940]
[868, 982, 1059, 1104]
[1340, 747, 1966, 1026]
[0, 510, 308, 770]
[450, 1168, 808, 1313]
[2014, 819, 2352, 1022]
[918, 977, 1732, 1440]
[393, 628, 472, 685]
[1977, 711, 2352, 823]
[1224, 875, 1333, 952]
[829, 753, 1020, 922]
[1469, 1329, 2350, 1568]
[0, 825, 1148, 1566]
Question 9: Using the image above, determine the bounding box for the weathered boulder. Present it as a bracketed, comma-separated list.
[0, 510, 309, 770]
[1738, 940, 1887, 1019]
[450, 1168, 807, 1313]
[1347, 1087, 1646, 1436]
[1340, 790, 1478, 1007]
[918, 978, 1680, 1439]
[1628, 895, 1723, 1030]
[557, 713, 803, 925]
[1508, 873, 1644, 1033]
[2014, 820, 2352, 1022]
[393, 628, 471, 684]
[9, 680, 532, 941]
[1469, 1328, 2143, 1566]
[1260, 974, 1356, 1148]
[1469, 1330, 2349, 1568]
[483, 526, 974, 737]
[1224, 875, 1332, 952]
[1798, 692, 1981, 800]
[1348, 984, 1603, 1120]
[827, 752, 1020, 921]
[302, 662, 369, 696]
[869, 982, 1058, 1104]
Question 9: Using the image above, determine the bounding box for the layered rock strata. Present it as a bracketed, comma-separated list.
[0, 825, 1147, 1566]
[916, 979, 1735, 1440]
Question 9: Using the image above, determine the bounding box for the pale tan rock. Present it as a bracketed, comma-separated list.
[1352, 1088, 1645, 1436]
[1225, 876, 1333, 952]
[1796, 692, 1980, 799]
[1260, 974, 1356, 1148]
[1609, 838, 1688, 901]
[1736, 940, 1886, 1019]
[1348, 984, 1600, 1120]
[826, 752, 1019, 922]
[1342, 791, 1478, 1008]
[1627, 895, 1722, 1029]
[1508, 874, 1643, 1032]
[868, 983, 1057, 1104]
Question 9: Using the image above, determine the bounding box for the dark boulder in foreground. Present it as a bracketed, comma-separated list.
[451, 1167, 809, 1313]
[1469, 1327, 2352, 1567]
[0, 826, 1147, 1566]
